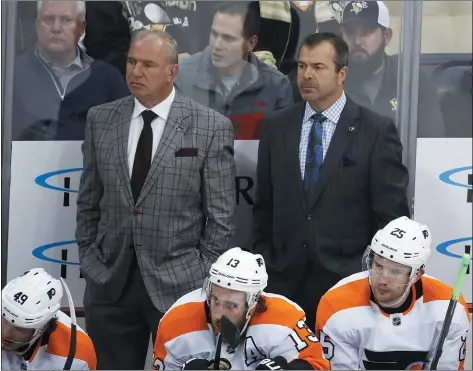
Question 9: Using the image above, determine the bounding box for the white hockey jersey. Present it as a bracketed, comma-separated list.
[152, 289, 329, 370]
[2, 311, 96, 370]
[316, 272, 470, 370]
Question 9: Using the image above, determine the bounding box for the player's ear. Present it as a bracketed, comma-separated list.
[416, 266, 426, 280]
[169, 64, 179, 78]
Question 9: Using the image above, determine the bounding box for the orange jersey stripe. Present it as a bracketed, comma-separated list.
[252, 294, 330, 370]
[154, 301, 208, 367]
[45, 321, 97, 370]
[421, 276, 470, 319]
[250, 295, 305, 328]
[316, 275, 371, 333]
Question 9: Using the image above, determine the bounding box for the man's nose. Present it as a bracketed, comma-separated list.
[2, 326, 14, 339]
[378, 271, 391, 284]
[50, 19, 63, 32]
[131, 63, 144, 77]
[213, 36, 224, 50]
[212, 304, 224, 318]
[302, 68, 314, 81]
[353, 31, 364, 45]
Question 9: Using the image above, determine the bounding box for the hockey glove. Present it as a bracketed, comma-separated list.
[256, 357, 288, 370]
[181, 358, 213, 370]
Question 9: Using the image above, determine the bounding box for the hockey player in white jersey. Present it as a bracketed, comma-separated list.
[2, 268, 96, 370]
[316, 216, 470, 370]
[153, 247, 330, 370]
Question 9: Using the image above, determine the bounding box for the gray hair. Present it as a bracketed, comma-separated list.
[37, 1, 87, 22]
[131, 30, 179, 65]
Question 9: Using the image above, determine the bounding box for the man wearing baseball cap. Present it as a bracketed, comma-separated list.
[341, 1, 445, 137]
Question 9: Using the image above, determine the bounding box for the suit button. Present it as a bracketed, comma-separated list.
[302, 243, 308, 248]
[133, 208, 139, 216]
[306, 215, 312, 220]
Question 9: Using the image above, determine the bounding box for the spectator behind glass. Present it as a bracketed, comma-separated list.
[12, 0, 129, 141]
[341, 0, 445, 137]
[83, 1, 224, 75]
[174, 1, 294, 141]
[83, 1, 131, 76]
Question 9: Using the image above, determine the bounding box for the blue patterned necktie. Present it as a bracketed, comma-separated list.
[304, 113, 325, 194]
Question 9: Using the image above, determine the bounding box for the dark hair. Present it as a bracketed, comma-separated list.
[255, 295, 267, 314]
[214, 1, 261, 39]
[299, 32, 349, 72]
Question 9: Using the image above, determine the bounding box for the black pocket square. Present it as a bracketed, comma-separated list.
[175, 148, 198, 157]
[341, 154, 356, 167]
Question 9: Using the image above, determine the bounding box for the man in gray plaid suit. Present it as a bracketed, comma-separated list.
[76, 29, 236, 370]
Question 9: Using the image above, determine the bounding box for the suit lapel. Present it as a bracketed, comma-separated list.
[136, 93, 190, 205]
[307, 99, 360, 211]
[115, 96, 135, 205]
[283, 102, 309, 209]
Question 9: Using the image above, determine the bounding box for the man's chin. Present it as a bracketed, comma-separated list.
[300, 91, 321, 102]
[211, 60, 229, 69]
[2, 343, 21, 351]
[350, 54, 369, 64]
[374, 289, 395, 302]
[45, 44, 68, 54]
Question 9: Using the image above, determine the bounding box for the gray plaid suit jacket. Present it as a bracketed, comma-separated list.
[75, 93, 236, 311]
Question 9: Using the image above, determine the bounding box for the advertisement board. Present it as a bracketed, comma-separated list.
[414, 138, 472, 302]
[8, 138, 472, 308]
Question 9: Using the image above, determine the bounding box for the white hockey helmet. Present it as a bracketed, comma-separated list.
[2, 268, 63, 351]
[206, 248, 268, 334]
[208, 247, 268, 298]
[206, 248, 267, 311]
[365, 216, 432, 278]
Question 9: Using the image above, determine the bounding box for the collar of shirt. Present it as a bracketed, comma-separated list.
[132, 87, 176, 122]
[303, 91, 347, 125]
[37, 46, 91, 71]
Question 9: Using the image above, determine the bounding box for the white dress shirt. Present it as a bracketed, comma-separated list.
[128, 87, 176, 177]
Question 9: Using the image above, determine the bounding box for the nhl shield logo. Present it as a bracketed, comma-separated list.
[293, 1, 313, 12]
[392, 315, 402, 326]
[350, 1, 368, 14]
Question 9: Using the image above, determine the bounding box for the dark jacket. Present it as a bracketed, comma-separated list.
[13, 50, 129, 141]
[252, 97, 410, 299]
[83, 1, 131, 76]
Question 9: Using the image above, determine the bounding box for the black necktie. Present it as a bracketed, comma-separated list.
[131, 110, 157, 203]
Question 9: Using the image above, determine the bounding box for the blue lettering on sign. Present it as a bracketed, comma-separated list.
[437, 237, 472, 259]
[35, 168, 83, 193]
[439, 166, 472, 189]
[32, 240, 80, 265]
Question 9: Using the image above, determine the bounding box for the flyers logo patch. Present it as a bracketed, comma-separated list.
[363, 349, 428, 370]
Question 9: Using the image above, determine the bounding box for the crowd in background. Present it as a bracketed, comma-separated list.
[4, 1, 472, 370]
[12, 0, 472, 142]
